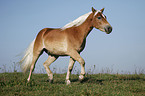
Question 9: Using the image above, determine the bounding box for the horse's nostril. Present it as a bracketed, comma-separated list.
[108, 27, 112, 32]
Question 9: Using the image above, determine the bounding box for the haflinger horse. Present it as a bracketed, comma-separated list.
[20, 7, 112, 85]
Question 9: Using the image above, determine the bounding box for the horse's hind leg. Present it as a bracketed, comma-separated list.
[27, 44, 44, 82]
[43, 55, 58, 83]
[27, 52, 41, 82]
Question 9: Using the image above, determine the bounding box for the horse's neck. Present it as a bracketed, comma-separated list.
[77, 13, 94, 39]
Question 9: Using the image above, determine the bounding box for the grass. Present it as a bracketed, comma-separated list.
[0, 72, 145, 96]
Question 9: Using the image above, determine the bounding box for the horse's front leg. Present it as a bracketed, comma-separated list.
[66, 57, 75, 85]
[67, 50, 86, 84]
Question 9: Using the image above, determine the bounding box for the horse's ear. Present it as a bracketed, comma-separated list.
[92, 7, 96, 13]
[100, 8, 105, 13]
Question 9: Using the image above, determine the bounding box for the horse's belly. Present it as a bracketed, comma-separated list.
[45, 41, 68, 55]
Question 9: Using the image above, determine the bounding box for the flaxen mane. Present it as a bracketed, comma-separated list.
[61, 12, 92, 30]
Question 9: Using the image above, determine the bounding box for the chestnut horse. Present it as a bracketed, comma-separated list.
[20, 7, 112, 85]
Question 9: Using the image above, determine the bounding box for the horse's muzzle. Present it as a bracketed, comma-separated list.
[105, 26, 112, 34]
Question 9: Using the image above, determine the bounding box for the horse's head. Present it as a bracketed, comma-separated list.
[92, 7, 112, 34]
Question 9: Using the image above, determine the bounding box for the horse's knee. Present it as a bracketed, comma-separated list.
[79, 58, 85, 66]
[69, 67, 73, 72]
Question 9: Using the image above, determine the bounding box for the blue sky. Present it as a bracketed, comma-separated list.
[0, 0, 145, 74]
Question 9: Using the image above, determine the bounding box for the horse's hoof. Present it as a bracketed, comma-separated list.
[79, 75, 84, 82]
[66, 80, 71, 85]
[27, 78, 30, 82]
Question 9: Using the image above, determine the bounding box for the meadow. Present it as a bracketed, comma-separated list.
[0, 72, 145, 96]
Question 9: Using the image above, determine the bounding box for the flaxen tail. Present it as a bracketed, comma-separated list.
[20, 39, 35, 73]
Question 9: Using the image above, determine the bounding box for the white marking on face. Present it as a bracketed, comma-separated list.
[94, 10, 106, 18]
[94, 10, 101, 16]
[101, 14, 106, 18]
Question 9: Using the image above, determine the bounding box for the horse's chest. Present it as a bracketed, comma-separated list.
[76, 39, 86, 52]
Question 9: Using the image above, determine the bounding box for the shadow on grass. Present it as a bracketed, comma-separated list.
[40, 77, 104, 85]
[70, 77, 104, 85]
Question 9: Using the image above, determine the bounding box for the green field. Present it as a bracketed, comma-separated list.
[0, 72, 145, 96]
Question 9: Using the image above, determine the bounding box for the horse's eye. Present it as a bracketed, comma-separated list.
[97, 16, 101, 19]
